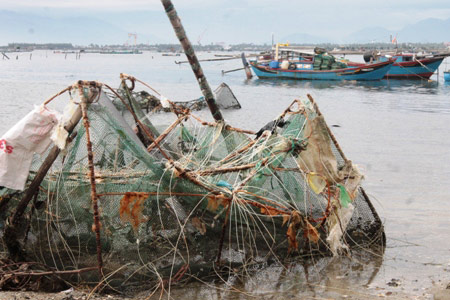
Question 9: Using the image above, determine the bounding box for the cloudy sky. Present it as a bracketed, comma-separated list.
[0, 0, 449, 44]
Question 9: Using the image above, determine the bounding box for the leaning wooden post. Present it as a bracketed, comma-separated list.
[78, 83, 104, 279]
[161, 0, 224, 122]
[241, 53, 253, 80]
[1, 52, 10, 60]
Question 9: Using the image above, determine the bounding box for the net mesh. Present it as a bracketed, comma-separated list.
[110, 81, 241, 113]
[0, 79, 384, 293]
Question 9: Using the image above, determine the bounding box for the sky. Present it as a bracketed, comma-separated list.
[0, 0, 449, 44]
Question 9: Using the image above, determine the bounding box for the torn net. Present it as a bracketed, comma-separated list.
[0, 78, 384, 293]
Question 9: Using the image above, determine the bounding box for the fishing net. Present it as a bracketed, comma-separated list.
[110, 80, 241, 113]
[0, 77, 384, 293]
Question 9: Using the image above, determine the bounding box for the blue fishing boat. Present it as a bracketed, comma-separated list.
[445, 71, 450, 82]
[249, 44, 394, 81]
[350, 52, 450, 79]
[250, 59, 393, 81]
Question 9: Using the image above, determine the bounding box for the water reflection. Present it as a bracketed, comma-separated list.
[246, 78, 444, 95]
[159, 249, 384, 299]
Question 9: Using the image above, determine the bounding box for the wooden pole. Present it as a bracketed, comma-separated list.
[161, 0, 224, 122]
[175, 56, 240, 64]
[241, 52, 253, 79]
[221, 67, 245, 75]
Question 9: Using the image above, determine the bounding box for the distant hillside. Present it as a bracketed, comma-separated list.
[0, 10, 166, 46]
[0, 9, 448, 46]
[344, 27, 392, 43]
[345, 18, 450, 43]
[277, 18, 450, 44]
[398, 18, 450, 42]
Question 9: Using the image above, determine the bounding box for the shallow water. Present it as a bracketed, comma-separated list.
[1, 51, 450, 298]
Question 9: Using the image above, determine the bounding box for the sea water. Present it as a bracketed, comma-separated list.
[1, 51, 450, 298]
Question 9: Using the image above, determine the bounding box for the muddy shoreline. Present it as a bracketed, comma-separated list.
[0, 281, 449, 300]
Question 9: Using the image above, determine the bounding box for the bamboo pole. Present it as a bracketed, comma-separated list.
[146, 114, 187, 153]
[161, 0, 224, 122]
[190, 114, 255, 134]
[120, 80, 161, 139]
[103, 84, 172, 161]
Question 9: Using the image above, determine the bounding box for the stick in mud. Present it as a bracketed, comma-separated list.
[221, 67, 245, 75]
[175, 56, 241, 64]
[241, 52, 253, 79]
[161, 0, 224, 122]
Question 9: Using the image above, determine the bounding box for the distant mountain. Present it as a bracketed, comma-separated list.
[344, 18, 450, 43]
[0, 10, 166, 46]
[280, 33, 331, 44]
[344, 27, 392, 43]
[398, 18, 450, 42]
[1, 9, 449, 46]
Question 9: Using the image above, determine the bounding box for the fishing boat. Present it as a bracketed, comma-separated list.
[444, 60, 450, 82]
[445, 71, 450, 82]
[249, 46, 394, 81]
[350, 52, 450, 79]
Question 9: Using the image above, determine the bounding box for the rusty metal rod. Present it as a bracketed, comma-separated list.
[79, 85, 103, 279]
[161, 0, 224, 122]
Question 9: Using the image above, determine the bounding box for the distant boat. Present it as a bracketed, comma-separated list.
[350, 52, 450, 79]
[249, 45, 394, 81]
[53, 50, 78, 54]
[100, 49, 143, 54]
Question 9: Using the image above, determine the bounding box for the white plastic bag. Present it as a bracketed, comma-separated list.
[0, 105, 61, 190]
[326, 203, 354, 255]
[160, 95, 171, 108]
[50, 99, 76, 150]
